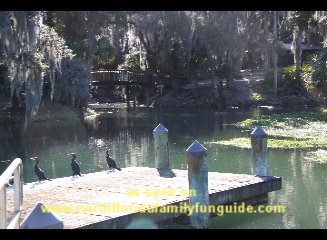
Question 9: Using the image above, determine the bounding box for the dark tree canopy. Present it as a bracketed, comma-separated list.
[1, 11, 327, 121]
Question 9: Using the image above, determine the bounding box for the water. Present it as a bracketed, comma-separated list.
[1, 105, 326, 229]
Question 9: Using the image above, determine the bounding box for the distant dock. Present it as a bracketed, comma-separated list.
[6, 167, 281, 229]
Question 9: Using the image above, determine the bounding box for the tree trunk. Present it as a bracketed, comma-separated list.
[171, 60, 180, 96]
[226, 56, 233, 88]
[230, 34, 249, 79]
[171, 74, 180, 96]
[138, 30, 157, 71]
[87, 13, 97, 68]
[188, 48, 198, 97]
[211, 66, 225, 110]
[211, 67, 219, 98]
[231, 11, 262, 78]
[273, 11, 279, 95]
[139, 44, 146, 71]
[263, 47, 270, 73]
[292, 25, 302, 71]
[304, 29, 310, 45]
[263, 16, 270, 73]
[189, 63, 198, 97]
[232, 53, 245, 78]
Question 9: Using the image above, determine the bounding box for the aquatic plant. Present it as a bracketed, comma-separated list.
[304, 150, 327, 164]
[210, 111, 327, 149]
[207, 137, 325, 149]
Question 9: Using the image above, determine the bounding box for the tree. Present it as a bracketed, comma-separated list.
[314, 11, 327, 47]
[45, 11, 129, 69]
[280, 11, 316, 70]
[292, 25, 302, 71]
[230, 11, 264, 78]
[200, 11, 230, 108]
[129, 11, 204, 94]
[0, 11, 74, 121]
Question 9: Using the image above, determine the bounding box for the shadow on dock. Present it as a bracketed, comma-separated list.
[156, 168, 176, 178]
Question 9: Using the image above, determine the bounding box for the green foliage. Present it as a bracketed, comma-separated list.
[45, 11, 129, 66]
[263, 65, 304, 95]
[310, 49, 327, 90]
[250, 93, 263, 101]
[45, 11, 89, 59]
[119, 51, 141, 71]
[279, 11, 316, 42]
[286, 11, 316, 31]
[300, 49, 327, 101]
[93, 38, 116, 68]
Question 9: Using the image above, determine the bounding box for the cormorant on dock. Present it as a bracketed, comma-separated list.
[68, 153, 82, 177]
[106, 150, 121, 171]
[30, 157, 51, 181]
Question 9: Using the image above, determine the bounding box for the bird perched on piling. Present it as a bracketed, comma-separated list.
[106, 150, 121, 171]
[30, 157, 51, 181]
[68, 153, 82, 177]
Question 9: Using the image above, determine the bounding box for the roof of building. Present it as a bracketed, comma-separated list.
[282, 43, 323, 51]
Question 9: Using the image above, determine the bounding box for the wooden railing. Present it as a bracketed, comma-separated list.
[91, 69, 175, 88]
[91, 69, 217, 89]
[0, 158, 23, 229]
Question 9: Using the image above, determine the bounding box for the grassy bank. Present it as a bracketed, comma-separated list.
[206, 108, 327, 164]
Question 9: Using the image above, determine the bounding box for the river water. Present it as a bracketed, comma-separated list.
[0, 105, 326, 229]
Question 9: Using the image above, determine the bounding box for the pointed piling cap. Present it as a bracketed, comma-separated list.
[20, 202, 64, 229]
[153, 123, 168, 133]
[186, 140, 207, 156]
[251, 127, 268, 138]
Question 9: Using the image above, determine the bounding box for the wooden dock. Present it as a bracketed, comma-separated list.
[6, 167, 281, 229]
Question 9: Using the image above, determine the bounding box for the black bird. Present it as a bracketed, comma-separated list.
[68, 153, 82, 177]
[106, 150, 121, 171]
[30, 157, 51, 181]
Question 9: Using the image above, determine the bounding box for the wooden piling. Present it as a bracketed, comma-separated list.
[186, 140, 209, 229]
[250, 127, 268, 176]
[153, 123, 169, 169]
